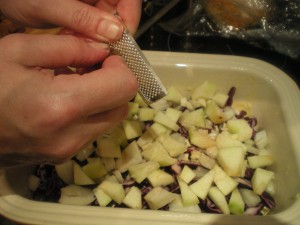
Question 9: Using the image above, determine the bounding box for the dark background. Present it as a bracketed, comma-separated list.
[136, 0, 300, 87]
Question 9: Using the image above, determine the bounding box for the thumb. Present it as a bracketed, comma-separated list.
[2, 33, 109, 68]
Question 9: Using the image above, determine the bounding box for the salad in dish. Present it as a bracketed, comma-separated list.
[28, 81, 276, 215]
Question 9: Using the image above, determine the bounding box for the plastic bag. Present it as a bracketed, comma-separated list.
[159, 0, 300, 60]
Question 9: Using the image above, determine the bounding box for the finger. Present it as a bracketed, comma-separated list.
[54, 55, 138, 116]
[28, 0, 124, 42]
[116, 0, 142, 34]
[2, 33, 109, 68]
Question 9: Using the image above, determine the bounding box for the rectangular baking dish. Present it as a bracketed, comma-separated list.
[0, 51, 299, 225]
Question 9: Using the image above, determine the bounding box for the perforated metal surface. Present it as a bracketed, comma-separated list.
[109, 30, 167, 103]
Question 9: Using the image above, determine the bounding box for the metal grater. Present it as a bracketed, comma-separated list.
[109, 29, 167, 104]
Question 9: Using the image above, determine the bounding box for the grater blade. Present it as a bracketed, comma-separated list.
[109, 29, 167, 104]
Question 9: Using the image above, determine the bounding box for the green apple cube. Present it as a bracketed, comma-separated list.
[97, 137, 121, 158]
[99, 180, 125, 204]
[213, 165, 238, 196]
[82, 158, 107, 180]
[168, 194, 201, 213]
[75, 144, 95, 162]
[208, 186, 230, 215]
[137, 131, 154, 148]
[179, 109, 206, 129]
[73, 162, 95, 185]
[107, 126, 128, 148]
[127, 102, 139, 119]
[254, 130, 268, 149]
[147, 169, 175, 187]
[101, 157, 116, 173]
[179, 165, 196, 184]
[205, 100, 225, 124]
[216, 131, 246, 150]
[122, 186, 142, 209]
[59, 185, 95, 206]
[189, 169, 215, 200]
[248, 155, 274, 169]
[148, 122, 170, 139]
[138, 107, 154, 121]
[227, 119, 253, 142]
[239, 188, 261, 207]
[154, 111, 179, 131]
[191, 151, 216, 170]
[164, 86, 183, 104]
[134, 93, 147, 107]
[122, 120, 143, 140]
[165, 107, 182, 122]
[115, 141, 143, 173]
[189, 126, 216, 149]
[157, 133, 187, 157]
[142, 141, 177, 167]
[251, 168, 275, 195]
[229, 188, 245, 215]
[212, 92, 229, 107]
[128, 161, 160, 183]
[93, 187, 112, 207]
[192, 81, 217, 100]
[144, 187, 177, 210]
[177, 178, 200, 206]
[55, 159, 74, 184]
[217, 146, 246, 177]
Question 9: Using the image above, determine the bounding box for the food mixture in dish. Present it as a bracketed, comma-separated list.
[28, 81, 275, 215]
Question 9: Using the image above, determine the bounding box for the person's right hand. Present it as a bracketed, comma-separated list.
[0, 33, 138, 166]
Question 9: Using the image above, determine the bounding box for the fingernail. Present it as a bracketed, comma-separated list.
[97, 20, 123, 40]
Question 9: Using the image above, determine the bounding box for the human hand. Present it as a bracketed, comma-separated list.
[0, 0, 142, 42]
[0, 33, 138, 166]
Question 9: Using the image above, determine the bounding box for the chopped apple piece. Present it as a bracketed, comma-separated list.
[101, 157, 115, 172]
[147, 169, 175, 187]
[107, 126, 128, 148]
[82, 158, 107, 180]
[165, 107, 182, 122]
[164, 86, 183, 104]
[208, 186, 230, 214]
[134, 93, 147, 107]
[227, 119, 253, 142]
[191, 150, 216, 169]
[251, 168, 274, 195]
[254, 130, 268, 149]
[179, 165, 196, 184]
[59, 185, 95, 206]
[213, 165, 238, 196]
[122, 120, 143, 140]
[216, 131, 246, 150]
[75, 144, 95, 162]
[192, 81, 217, 100]
[142, 141, 177, 166]
[115, 141, 143, 173]
[138, 107, 154, 121]
[122, 186, 142, 209]
[217, 146, 246, 177]
[239, 188, 261, 207]
[189, 126, 216, 149]
[73, 162, 95, 185]
[97, 137, 121, 158]
[55, 159, 74, 184]
[148, 122, 170, 139]
[168, 194, 201, 213]
[229, 188, 245, 215]
[157, 133, 187, 157]
[93, 187, 112, 207]
[212, 92, 229, 107]
[144, 187, 177, 210]
[248, 155, 274, 169]
[127, 102, 139, 119]
[154, 111, 179, 131]
[99, 180, 125, 204]
[128, 161, 160, 183]
[177, 178, 200, 206]
[179, 109, 206, 129]
[190, 169, 215, 200]
[205, 101, 226, 124]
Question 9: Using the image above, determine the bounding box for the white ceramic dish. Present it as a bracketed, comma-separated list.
[0, 51, 299, 225]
